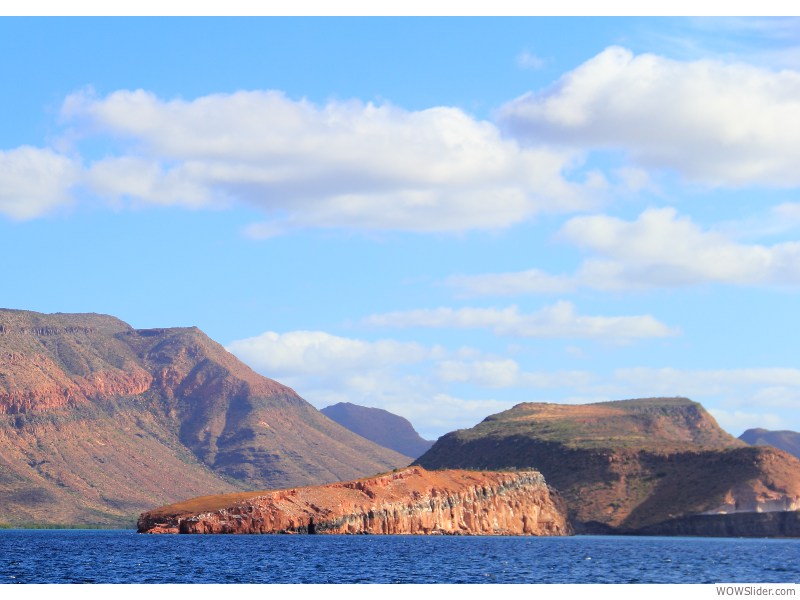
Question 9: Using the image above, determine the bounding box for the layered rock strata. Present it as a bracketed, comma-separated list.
[138, 467, 571, 536]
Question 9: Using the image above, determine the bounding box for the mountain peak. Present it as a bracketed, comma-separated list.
[0, 310, 411, 526]
[321, 402, 434, 458]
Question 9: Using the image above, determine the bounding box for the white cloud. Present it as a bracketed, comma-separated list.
[85, 157, 217, 208]
[0, 146, 80, 219]
[61, 88, 598, 234]
[565, 207, 800, 289]
[365, 301, 676, 340]
[499, 46, 800, 187]
[448, 207, 800, 294]
[225, 329, 800, 439]
[437, 358, 591, 389]
[614, 367, 800, 399]
[405, 394, 514, 438]
[224, 328, 520, 439]
[709, 408, 784, 437]
[226, 330, 436, 377]
[445, 268, 576, 296]
[517, 50, 545, 70]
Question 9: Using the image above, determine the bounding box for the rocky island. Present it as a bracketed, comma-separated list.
[138, 466, 571, 536]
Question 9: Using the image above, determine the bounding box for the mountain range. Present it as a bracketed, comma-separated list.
[4, 308, 800, 537]
[321, 402, 434, 458]
[739, 428, 800, 459]
[0, 309, 410, 526]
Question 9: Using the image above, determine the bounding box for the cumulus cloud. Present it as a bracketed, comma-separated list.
[565, 207, 800, 289]
[60, 88, 598, 234]
[499, 46, 800, 187]
[0, 146, 80, 219]
[448, 207, 800, 294]
[224, 329, 800, 438]
[226, 330, 437, 378]
[709, 409, 784, 437]
[436, 358, 591, 389]
[365, 301, 676, 340]
[225, 329, 524, 438]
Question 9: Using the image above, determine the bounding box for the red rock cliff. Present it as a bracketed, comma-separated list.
[138, 467, 571, 536]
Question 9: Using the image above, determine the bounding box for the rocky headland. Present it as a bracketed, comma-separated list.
[137, 466, 571, 536]
[415, 398, 800, 536]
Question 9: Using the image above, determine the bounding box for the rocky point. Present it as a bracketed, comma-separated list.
[137, 466, 571, 536]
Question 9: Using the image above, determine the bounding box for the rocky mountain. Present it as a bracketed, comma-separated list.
[138, 466, 571, 536]
[0, 309, 411, 527]
[415, 398, 800, 535]
[321, 402, 435, 458]
[740, 428, 800, 459]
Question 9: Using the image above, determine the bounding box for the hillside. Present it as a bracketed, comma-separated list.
[321, 402, 434, 458]
[740, 428, 800, 459]
[0, 309, 411, 526]
[416, 398, 800, 533]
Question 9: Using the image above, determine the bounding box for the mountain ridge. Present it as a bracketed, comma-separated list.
[0, 309, 411, 526]
[739, 428, 800, 459]
[321, 402, 434, 458]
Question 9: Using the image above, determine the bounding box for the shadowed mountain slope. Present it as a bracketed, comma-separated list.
[416, 398, 800, 534]
[740, 428, 800, 459]
[321, 402, 435, 458]
[0, 309, 411, 526]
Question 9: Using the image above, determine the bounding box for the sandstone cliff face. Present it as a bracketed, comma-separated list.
[138, 467, 571, 536]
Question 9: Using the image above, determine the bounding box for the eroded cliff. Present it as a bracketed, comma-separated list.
[137, 467, 571, 536]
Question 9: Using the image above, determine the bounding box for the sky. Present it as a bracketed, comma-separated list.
[3, 14, 800, 439]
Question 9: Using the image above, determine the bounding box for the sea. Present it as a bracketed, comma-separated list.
[0, 529, 798, 584]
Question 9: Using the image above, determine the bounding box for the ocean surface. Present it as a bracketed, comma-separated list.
[0, 529, 798, 584]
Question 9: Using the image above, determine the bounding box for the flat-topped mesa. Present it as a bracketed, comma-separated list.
[415, 398, 800, 535]
[138, 467, 572, 536]
[0, 309, 413, 527]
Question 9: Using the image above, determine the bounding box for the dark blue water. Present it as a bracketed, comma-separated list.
[0, 530, 798, 584]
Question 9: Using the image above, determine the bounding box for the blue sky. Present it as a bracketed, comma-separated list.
[3, 15, 800, 438]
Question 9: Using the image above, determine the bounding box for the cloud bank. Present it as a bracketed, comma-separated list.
[63, 89, 596, 233]
[365, 301, 676, 340]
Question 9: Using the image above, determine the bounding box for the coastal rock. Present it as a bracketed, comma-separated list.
[137, 467, 571, 536]
[416, 398, 800, 535]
